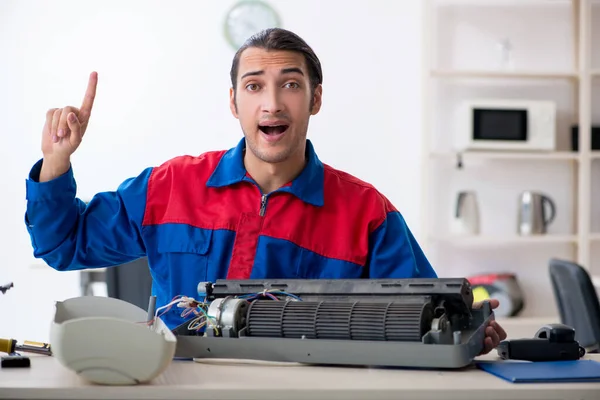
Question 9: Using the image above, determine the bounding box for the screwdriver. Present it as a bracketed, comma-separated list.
[0, 338, 52, 356]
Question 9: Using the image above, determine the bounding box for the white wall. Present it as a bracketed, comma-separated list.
[0, 0, 425, 341]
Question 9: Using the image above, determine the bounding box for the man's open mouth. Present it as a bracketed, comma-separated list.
[259, 125, 289, 135]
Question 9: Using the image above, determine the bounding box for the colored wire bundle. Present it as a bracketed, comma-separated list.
[145, 295, 216, 331]
[186, 307, 218, 334]
[237, 289, 303, 302]
[142, 289, 303, 334]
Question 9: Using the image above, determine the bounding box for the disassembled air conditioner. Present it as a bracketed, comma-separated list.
[168, 278, 493, 369]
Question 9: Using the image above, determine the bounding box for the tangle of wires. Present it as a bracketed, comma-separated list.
[145, 295, 220, 335]
[236, 289, 303, 303]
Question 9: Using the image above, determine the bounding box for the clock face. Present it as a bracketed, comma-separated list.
[224, 1, 281, 50]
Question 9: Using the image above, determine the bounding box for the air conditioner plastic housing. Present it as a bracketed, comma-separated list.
[50, 295, 176, 385]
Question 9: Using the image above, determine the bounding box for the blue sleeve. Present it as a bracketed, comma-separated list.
[24, 159, 151, 271]
[366, 211, 437, 279]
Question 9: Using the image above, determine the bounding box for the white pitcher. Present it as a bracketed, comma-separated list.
[450, 191, 480, 235]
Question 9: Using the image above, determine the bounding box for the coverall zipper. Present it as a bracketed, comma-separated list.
[259, 194, 267, 216]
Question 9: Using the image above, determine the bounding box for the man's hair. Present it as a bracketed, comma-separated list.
[230, 28, 323, 95]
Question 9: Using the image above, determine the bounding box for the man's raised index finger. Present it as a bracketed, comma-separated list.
[80, 71, 98, 118]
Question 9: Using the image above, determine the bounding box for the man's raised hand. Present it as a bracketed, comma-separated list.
[39, 72, 97, 182]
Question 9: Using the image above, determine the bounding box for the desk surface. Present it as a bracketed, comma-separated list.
[1, 317, 599, 400]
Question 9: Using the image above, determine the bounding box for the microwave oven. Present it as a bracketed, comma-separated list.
[454, 99, 556, 152]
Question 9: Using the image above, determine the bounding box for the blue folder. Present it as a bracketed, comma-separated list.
[476, 360, 600, 383]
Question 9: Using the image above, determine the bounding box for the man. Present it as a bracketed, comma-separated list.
[24, 28, 506, 353]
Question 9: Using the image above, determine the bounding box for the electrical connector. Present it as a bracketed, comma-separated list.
[176, 296, 197, 308]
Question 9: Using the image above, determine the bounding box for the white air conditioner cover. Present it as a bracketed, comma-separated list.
[50, 295, 176, 385]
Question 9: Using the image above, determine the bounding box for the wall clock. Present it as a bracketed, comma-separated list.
[224, 1, 282, 50]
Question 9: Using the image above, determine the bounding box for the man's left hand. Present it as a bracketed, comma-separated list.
[473, 298, 508, 355]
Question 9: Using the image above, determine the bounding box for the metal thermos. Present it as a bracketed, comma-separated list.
[517, 191, 556, 235]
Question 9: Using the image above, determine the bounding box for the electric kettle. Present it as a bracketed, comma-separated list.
[450, 191, 480, 235]
[517, 191, 556, 235]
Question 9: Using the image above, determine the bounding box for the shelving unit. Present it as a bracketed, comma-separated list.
[429, 150, 579, 161]
[421, 0, 599, 316]
[433, 234, 579, 247]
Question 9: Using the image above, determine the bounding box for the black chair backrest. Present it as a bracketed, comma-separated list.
[105, 257, 153, 311]
[548, 258, 600, 353]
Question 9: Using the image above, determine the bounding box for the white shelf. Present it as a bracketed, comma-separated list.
[433, 0, 575, 6]
[430, 151, 579, 161]
[434, 233, 600, 248]
[431, 234, 578, 247]
[430, 69, 578, 80]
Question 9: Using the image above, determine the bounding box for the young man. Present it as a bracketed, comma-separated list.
[25, 28, 505, 352]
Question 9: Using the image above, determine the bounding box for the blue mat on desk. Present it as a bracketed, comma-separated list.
[476, 360, 600, 383]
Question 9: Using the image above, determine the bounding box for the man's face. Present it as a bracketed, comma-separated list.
[230, 47, 322, 164]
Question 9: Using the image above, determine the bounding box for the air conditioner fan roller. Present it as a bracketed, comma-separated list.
[208, 298, 435, 342]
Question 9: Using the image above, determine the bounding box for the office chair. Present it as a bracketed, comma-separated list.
[105, 257, 153, 311]
[548, 258, 600, 353]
